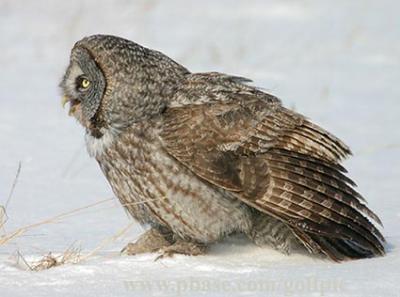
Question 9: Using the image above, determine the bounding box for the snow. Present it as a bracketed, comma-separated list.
[0, 0, 399, 296]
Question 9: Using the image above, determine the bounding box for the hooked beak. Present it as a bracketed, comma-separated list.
[61, 96, 80, 116]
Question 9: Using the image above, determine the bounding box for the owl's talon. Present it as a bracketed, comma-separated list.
[121, 228, 172, 256]
[154, 251, 172, 261]
[155, 241, 207, 260]
[121, 242, 145, 255]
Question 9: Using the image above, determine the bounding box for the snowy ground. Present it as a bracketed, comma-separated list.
[0, 1, 399, 296]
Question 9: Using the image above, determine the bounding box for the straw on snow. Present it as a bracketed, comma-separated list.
[6, 197, 166, 271]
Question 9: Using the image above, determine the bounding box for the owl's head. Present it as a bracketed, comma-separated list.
[60, 35, 189, 137]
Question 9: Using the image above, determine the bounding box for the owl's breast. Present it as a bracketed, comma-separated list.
[94, 125, 252, 243]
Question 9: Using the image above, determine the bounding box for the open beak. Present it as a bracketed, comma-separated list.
[62, 96, 80, 116]
[61, 96, 70, 108]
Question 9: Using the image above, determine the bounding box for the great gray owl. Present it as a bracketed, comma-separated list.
[60, 35, 385, 261]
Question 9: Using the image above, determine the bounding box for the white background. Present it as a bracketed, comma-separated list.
[0, 1, 399, 296]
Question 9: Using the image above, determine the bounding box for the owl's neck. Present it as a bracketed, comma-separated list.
[85, 127, 118, 158]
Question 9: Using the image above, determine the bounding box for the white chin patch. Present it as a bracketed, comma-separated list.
[85, 128, 116, 158]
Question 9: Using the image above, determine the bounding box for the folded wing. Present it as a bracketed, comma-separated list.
[159, 87, 385, 261]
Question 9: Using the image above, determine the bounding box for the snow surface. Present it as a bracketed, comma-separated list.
[0, 0, 399, 296]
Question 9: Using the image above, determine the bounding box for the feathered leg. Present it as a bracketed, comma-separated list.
[248, 212, 301, 254]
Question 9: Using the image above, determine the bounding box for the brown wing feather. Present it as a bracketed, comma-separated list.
[160, 91, 385, 261]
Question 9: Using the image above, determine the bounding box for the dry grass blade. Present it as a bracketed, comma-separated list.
[76, 198, 168, 263]
[5, 162, 22, 210]
[80, 221, 136, 261]
[14, 250, 33, 271]
[0, 228, 26, 245]
[0, 198, 114, 246]
[1, 162, 22, 232]
[0, 197, 166, 246]
[0, 205, 6, 230]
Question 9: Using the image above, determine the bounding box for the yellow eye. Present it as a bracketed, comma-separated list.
[81, 78, 90, 88]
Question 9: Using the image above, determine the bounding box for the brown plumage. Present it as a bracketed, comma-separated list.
[60, 35, 385, 261]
